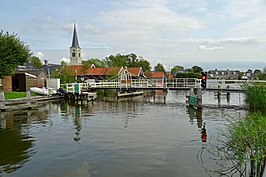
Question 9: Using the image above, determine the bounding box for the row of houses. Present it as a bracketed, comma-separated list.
[207, 69, 257, 80]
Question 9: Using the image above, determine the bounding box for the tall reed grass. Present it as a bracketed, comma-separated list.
[226, 113, 266, 177]
[243, 84, 266, 111]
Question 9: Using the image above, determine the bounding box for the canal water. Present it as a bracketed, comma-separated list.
[0, 91, 247, 177]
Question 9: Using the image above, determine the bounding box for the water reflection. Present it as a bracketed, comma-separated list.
[0, 112, 36, 174]
[73, 106, 82, 142]
[187, 107, 203, 128]
[0, 91, 248, 177]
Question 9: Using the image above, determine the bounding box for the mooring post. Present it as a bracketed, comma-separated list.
[0, 80, 5, 101]
[26, 89, 31, 109]
[163, 89, 168, 104]
[196, 88, 202, 109]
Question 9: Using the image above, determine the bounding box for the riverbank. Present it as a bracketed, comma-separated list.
[0, 95, 67, 112]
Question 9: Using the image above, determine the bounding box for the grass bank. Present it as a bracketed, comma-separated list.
[4, 92, 38, 99]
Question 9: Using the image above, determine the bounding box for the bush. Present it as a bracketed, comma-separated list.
[175, 72, 201, 78]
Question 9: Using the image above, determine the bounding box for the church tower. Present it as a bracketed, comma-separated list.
[69, 22, 82, 65]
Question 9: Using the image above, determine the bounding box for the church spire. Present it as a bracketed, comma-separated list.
[69, 21, 82, 66]
[71, 22, 80, 48]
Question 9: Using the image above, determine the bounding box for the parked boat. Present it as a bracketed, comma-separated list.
[30, 87, 57, 95]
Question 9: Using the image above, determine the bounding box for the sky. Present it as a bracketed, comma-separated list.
[1, 0, 266, 71]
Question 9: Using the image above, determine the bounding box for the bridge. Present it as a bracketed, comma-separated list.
[65, 78, 266, 94]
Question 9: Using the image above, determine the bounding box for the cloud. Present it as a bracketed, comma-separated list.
[98, 0, 202, 42]
[61, 57, 70, 64]
[34, 51, 44, 59]
[184, 37, 259, 45]
[199, 45, 223, 51]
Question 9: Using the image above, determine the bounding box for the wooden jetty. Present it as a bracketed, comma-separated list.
[117, 91, 143, 98]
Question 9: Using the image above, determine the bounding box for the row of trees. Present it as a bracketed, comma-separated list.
[83, 53, 152, 72]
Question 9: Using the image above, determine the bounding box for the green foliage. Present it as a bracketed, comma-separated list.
[257, 73, 266, 80]
[171, 65, 184, 74]
[29, 56, 42, 69]
[175, 72, 201, 78]
[200, 113, 266, 176]
[104, 53, 151, 72]
[0, 30, 32, 77]
[51, 66, 74, 84]
[243, 84, 266, 110]
[4, 92, 38, 99]
[192, 65, 203, 73]
[83, 58, 106, 68]
[226, 113, 266, 176]
[154, 63, 165, 73]
[96, 90, 117, 98]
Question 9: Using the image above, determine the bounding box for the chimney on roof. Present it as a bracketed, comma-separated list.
[44, 59, 48, 65]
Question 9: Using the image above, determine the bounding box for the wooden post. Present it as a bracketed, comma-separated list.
[0, 80, 5, 101]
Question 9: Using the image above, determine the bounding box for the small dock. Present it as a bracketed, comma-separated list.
[117, 91, 143, 98]
[67, 91, 97, 101]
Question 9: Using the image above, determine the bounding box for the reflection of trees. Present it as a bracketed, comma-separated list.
[0, 112, 34, 174]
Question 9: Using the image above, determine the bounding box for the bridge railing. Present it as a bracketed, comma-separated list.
[207, 79, 266, 90]
[65, 79, 265, 93]
[166, 78, 201, 88]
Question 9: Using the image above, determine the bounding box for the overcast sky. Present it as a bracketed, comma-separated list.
[1, 0, 266, 71]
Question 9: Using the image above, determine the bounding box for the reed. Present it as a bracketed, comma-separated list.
[243, 84, 266, 111]
[199, 113, 266, 177]
[226, 113, 266, 177]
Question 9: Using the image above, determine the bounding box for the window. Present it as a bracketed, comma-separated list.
[79, 53, 81, 57]
[72, 53, 75, 57]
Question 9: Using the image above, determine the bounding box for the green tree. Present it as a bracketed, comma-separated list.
[137, 58, 151, 72]
[104, 53, 151, 71]
[171, 65, 184, 74]
[83, 58, 106, 68]
[51, 65, 74, 84]
[192, 65, 203, 73]
[105, 53, 127, 67]
[154, 63, 166, 73]
[0, 30, 31, 77]
[29, 56, 42, 69]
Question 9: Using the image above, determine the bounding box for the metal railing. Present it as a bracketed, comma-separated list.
[65, 79, 265, 93]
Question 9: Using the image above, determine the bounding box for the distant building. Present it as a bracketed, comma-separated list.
[69, 22, 82, 66]
[41, 59, 60, 78]
[207, 69, 240, 80]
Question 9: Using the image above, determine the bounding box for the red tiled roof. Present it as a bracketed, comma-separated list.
[167, 73, 174, 78]
[127, 67, 141, 77]
[105, 67, 122, 75]
[65, 65, 83, 75]
[145, 71, 165, 79]
[84, 68, 107, 76]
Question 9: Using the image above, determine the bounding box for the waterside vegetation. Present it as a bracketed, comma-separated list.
[201, 83, 266, 177]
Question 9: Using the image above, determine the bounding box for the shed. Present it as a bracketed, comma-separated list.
[12, 73, 37, 92]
